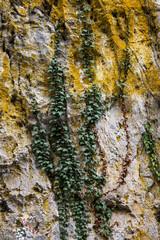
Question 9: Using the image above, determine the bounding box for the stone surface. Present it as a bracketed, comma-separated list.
[0, 0, 160, 239]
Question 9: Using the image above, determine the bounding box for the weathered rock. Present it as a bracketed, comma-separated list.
[0, 0, 160, 239]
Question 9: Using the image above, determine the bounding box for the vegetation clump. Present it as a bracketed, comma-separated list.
[142, 123, 160, 181]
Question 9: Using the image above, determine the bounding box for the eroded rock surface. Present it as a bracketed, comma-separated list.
[0, 0, 160, 239]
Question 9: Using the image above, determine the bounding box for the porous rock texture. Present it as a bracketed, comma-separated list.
[0, 0, 160, 239]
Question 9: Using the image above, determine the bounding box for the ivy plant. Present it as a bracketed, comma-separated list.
[76, 0, 113, 236]
[25, 85, 53, 177]
[47, 19, 89, 240]
[142, 123, 160, 181]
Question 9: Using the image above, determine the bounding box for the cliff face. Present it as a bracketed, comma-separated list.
[0, 0, 160, 239]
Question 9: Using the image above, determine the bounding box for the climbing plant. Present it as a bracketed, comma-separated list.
[47, 19, 90, 240]
[76, 0, 113, 237]
[25, 85, 53, 177]
[142, 123, 160, 181]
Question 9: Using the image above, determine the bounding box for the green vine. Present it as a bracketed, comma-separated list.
[25, 85, 53, 177]
[94, 199, 113, 238]
[47, 20, 90, 240]
[115, 12, 131, 101]
[142, 123, 160, 181]
[29, 1, 113, 239]
[76, 0, 113, 237]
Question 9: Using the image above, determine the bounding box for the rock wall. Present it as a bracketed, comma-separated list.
[0, 0, 160, 239]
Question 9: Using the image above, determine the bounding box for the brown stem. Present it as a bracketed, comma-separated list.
[102, 96, 132, 195]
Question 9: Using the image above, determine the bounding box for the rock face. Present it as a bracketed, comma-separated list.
[0, 0, 160, 239]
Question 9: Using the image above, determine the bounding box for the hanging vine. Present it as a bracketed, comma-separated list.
[47, 19, 91, 240]
[25, 85, 53, 177]
[76, 0, 113, 237]
[142, 123, 160, 181]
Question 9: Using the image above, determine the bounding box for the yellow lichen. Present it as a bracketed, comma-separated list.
[16, 6, 27, 16]
[0, 0, 160, 239]
[134, 230, 152, 240]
